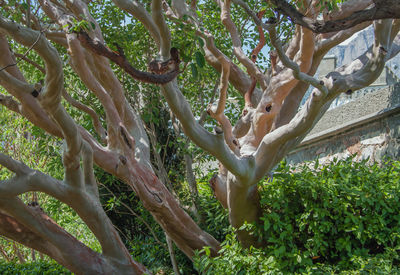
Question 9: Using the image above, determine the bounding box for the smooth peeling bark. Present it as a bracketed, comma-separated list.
[66, 195, 149, 274]
[227, 175, 263, 248]
[42, 0, 153, 170]
[83, 131, 221, 258]
[0, 212, 67, 266]
[0, 15, 150, 274]
[219, 13, 397, 252]
[0, 35, 62, 137]
[0, 210, 117, 275]
[0, 153, 149, 274]
[236, 23, 316, 154]
[118, 160, 221, 258]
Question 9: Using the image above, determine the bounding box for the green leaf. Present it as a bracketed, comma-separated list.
[190, 63, 198, 78]
[195, 51, 205, 68]
[264, 219, 270, 231]
[197, 36, 205, 47]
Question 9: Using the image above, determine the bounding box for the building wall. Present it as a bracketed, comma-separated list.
[286, 83, 400, 165]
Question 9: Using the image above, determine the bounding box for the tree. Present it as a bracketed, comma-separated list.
[0, 0, 399, 273]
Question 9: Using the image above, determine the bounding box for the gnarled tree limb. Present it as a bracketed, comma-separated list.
[77, 32, 180, 84]
[270, 0, 400, 33]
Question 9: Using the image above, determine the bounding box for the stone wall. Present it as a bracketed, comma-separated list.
[286, 83, 400, 165]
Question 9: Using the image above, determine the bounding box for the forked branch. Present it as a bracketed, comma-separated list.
[253, 20, 398, 182]
[207, 56, 240, 154]
[221, 0, 268, 90]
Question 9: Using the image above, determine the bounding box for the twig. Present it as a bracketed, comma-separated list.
[99, 182, 167, 249]
[13, 52, 45, 73]
[0, 30, 43, 73]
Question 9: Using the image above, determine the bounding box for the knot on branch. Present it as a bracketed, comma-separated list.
[206, 103, 218, 117]
[214, 126, 223, 135]
[113, 43, 125, 58]
[28, 201, 39, 207]
[28, 201, 44, 213]
[31, 90, 39, 97]
[119, 125, 134, 150]
[119, 155, 127, 165]
[265, 17, 277, 24]
[31, 83, 42, 98]
[232, 139, 240, 148]
[148, 48, 181, 75]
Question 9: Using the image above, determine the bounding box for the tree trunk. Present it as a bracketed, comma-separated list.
[227, 174, 263, 248]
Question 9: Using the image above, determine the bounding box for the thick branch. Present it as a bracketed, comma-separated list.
[161, 82, 253, 180]
[77, 32, 179, 84]
[209, 164, 228, 209]
[0, 94, 22, 114]
[0, 34, 61, 137]
[152, 0, 171, 59]
[0, 211, 115, 274]
[273, 21, 371, 129]
[323, 0, 373, 21]
[0, 17, 82, 172]
[112, 0, 161, 47]
[270, 0, 400, 33]
[268, 27, 327, 96]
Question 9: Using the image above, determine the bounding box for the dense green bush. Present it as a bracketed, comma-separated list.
[197, 180, 230, 242]
[195, 158, 400, 274]
[0, 261, 71, 275]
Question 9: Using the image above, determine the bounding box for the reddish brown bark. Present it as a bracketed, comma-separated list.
[0, 211, 148, 274]
[77, 32, 180, 84]
[118, 160, 221, 258]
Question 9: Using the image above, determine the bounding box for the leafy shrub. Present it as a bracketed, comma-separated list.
[195, 158, 400, 274]
[197, 180, 230, 241]
[0, 261, 71, 275]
